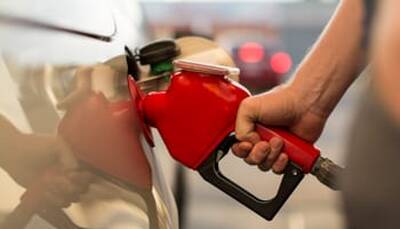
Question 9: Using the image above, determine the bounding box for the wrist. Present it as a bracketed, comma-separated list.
[287, 76, 334, 119]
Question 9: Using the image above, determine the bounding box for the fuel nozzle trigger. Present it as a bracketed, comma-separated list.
[197, 134, 305, 221]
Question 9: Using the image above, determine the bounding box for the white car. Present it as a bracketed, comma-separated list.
[0, 0, 178, 228]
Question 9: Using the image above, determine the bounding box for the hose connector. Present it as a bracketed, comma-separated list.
[311, 156, 343, 190]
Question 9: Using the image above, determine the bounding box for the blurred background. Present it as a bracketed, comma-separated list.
[0, 0, 368, 228]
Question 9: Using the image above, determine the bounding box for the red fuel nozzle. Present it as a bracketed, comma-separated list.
[133, 60, 342, 221]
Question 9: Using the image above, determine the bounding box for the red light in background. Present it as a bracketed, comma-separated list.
[270, 52, 292, 74]
[238, 42, 265, 63]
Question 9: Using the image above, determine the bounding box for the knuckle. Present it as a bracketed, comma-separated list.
[240, 97, 253, 109]
[231, 144, 240, 154]
[243, 157, 252, 164]
[244, 156, 256, 165]
[266, 153, 277, 164]
[235, 133, 246, 141]
[250, 153, 260, 164]
[268, 151, 279, 161]
[253, 146, 267, 161]
[273, 169, 282, 175]
[258, 141, 270, 151]
[233, 144, 250, 158]
[234, 151, 246, 158]
[270, 137, 283, 150]
[272, 165, 283, 174]
[253, 154, 264, 164]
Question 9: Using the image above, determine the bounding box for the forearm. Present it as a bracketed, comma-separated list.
[0, 114, 22, 167]
[0, 115, 59, 171]
[290, 0, 365, 117]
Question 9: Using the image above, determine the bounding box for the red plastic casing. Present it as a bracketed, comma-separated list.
[142, 71, 249, 169]
[255, 125, 320, 173]
[139, 70, 320, 173]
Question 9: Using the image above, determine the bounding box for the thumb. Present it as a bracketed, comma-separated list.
[235, 88, 295, 142]
[235, 97, 262, 143]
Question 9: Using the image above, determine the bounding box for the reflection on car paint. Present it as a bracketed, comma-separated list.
[0, 55, 178, 229]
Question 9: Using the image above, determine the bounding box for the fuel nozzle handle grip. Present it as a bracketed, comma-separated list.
[255, 124, 343, 190]
[198, 124, 342, 221]
[198, 133, 305, 221]
[255, 124, 320, 174]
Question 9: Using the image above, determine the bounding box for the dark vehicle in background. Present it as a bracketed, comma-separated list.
[216, 29, 292, 94]
[233, 40, 292, 93]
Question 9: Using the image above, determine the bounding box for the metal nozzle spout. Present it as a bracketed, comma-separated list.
[311, 157, 343, 191]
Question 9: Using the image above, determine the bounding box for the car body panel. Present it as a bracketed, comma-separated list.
[0, 1, 178, 228]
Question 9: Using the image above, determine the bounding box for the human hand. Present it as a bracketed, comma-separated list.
[232, 85, 328, 174]
[2, 133, 94, 208]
